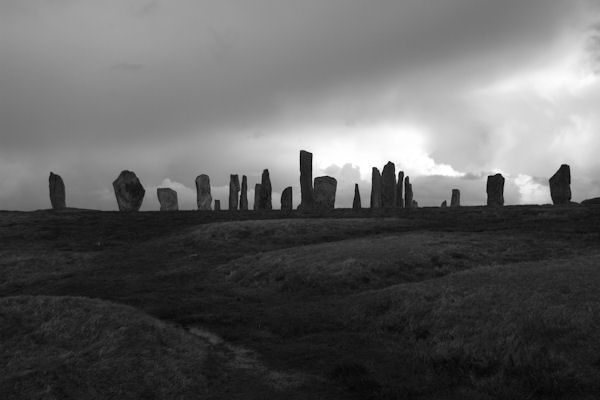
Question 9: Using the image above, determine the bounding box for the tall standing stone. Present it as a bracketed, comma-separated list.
[314, 176, 337, 210]
[299, 150, 314, 210]
[381, 161, 396, 208]
[195, 174, 212, 210]
[486, 174, 505, 207]
[229, 175, 240, 210]
[157, 188, 178, 211]
[113, 170, 145, 212]
[253, 184, 263, 210]
[240, 175, 248, 210]
[214, 200, 221, 211]
[49, 172, 66, 210]
[261, 169, 272, 210]
[370, 167, 382, 209]
[451, 189, 461, 207]
[549, 164, 571, 205]
[353, 184, 362, 210]
[396, 171, 404, 208]
[281, 186, 293, 211]
[404, 176, 413, 209]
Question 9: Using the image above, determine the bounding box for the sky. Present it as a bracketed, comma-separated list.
[1, 0, 600, 210]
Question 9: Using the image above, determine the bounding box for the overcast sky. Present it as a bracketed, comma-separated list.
[1, 0, 600, 210]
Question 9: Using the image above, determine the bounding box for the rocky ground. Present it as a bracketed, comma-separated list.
[1, 205, 600, 399]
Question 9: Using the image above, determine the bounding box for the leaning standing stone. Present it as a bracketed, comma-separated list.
[451, 189, 460, 207]
[240, 175, 248, 210]
[113, 170, 145, 212]
[157, 188, 178, 211]
[49, 172, 66, 210]
[549, 164, 571, 205]
[299, 150, 314, 210]
[370, 167, 382, 209]
[229, 175, 240, 210]
[314, 176, 337, 210]
[404, 177, 413, 209]
[381, 161, 396, 208]
[261, 169, 272, 210]
[353, 183, 362, 210]
[195, 174, 212, 210]
[396, 171, 404, 208]
[281, 186, 293, 211]
[486, 174, 505, 207]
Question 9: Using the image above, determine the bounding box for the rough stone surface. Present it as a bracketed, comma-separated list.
[214, 200, 221, 211]
[396, 171, 404, 208]
[549, 164, 571, 205]
[353, 184, 362, 210]
[261, 169, 272, 210]
[113, 170, 145, 212]
[451, 189, 461, 207]
[370, 167, 382, 209]
[281, 186, 293, 211]
[240, 175, 248, 210]
[299, 150, 314, 210]
[229, 175, 240, 210]
[441, 200, 447, 207]
[381, 161, 396, 208]
[486, 174, 505, 207]
[404, 177, 413, 209]
[253, 184, 263, 210]
[314, 176, 337, 210]
[412, 200, 418, 208]
[49, 172, 66, 210]
[157, 188, 178, 211]
[195, 174, 212, 210]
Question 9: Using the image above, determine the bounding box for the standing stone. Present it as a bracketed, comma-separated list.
[253, 184, 263, 210]
[214, 200, 221, 211]
[299, 150, 314, 210]
[404, 177, 413, 209]
[396, 171, 404, 208]
[549, 164, 571, 205]
[49, 172, 66, 210]
[314, 176, 337, 210]
[412, 200, 419, 208]
[281, 186, 293, 211]
[113, 170, 145, 212]
[261, 169, 272, 210]
[381, 161, 397, 208]
[240, 175, 248, 210]
[229, 175, 240, 210]
[486, 174, 505, 207]
[451, 189, 461, 207]
[157, 188, 178, 211]
[441, 200, 447, 208]
[195, 174, 212, 210]
[370, 167, 382, 209]
[353, 184, 362, 210]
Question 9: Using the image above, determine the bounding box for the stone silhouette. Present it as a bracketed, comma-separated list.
[253, 184, 263, 210]
[314, 176, 337, 210]
[229, 175, 240, 210]
[396, 171, 404, 208]
[240, 175, 248, 210]
[261, 169, 272, 210]
[195, 174, 212, 210]
[214, 200, 221, 211]
[370, 167, 382, 209]
[404, 176, 413, 209]
[113, 170, 145, 212]
[549, 164, 571, 205]
[381, 161, 396, 208]
[281, 186, 293, 211]
[412, 200, 419, 208]
[299, 150, 314, 210]
[486, 174, 505, 207]
[157, 188, 178, 211]
[441, 200, 447, 207]
[451, 189, 461, 207]
[49, 172, 66, 210]
[353, 184, 362, 210]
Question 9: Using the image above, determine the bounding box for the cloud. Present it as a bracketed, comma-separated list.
[110, 63, 144, 72]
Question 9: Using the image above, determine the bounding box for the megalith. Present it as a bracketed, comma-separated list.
[370, 167, 382, 209]
[451, 189, 461, 207]
[113, 170, 145, 212]
[254, 184, 263, 210]
[381, 161, 396, 208]
[353, 183, 362, 210]
[441, 200, 447, 207]
[404, 176, 413, 209]
[412, 200, 419, 208]
[299, 150, 314, 210]
[261, 169, 272, 210]
[240, 175, 248, 210]
[157, 188, 178, 211]
[195, 174, 212, 210]
[314, 176, 337, 210]
[214, 200, 221, 211]
[229, 174, 240, 210]
[281, 186, 293, 211]
[486, 174, 505, 207]
[396, 171, 404, 208]
[49, 172, 66, 210]
[549, 164, 571, 205]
